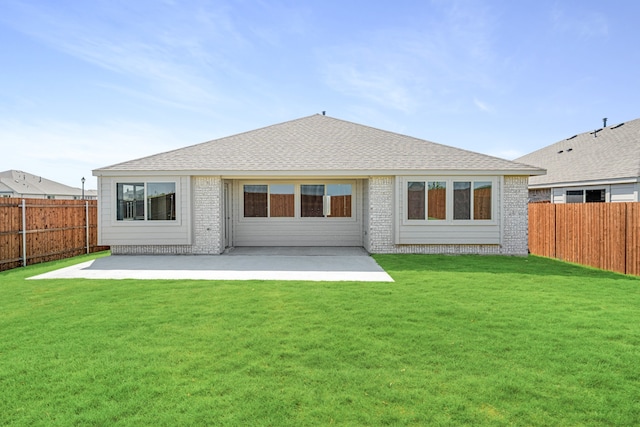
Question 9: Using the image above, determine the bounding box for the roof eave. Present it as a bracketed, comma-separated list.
[528, 176, 640, 189]
[94, 168, 545, 178]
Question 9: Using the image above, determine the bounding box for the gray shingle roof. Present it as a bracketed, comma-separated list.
[515, 118, 640, 187]
[95, 115, 543, 175]
[0, 170, 85, 197]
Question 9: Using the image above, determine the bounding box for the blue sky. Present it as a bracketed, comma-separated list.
[1, 0, 638, 189]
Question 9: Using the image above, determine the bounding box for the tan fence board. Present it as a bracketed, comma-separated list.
[529, 202, 639, 276]
[0, 198, 109, 272]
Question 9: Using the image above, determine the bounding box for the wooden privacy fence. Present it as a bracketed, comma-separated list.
[0, 198, 109, 272]
[528, 203, 640, 276]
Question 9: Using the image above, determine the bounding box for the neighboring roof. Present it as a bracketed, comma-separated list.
[0, 170, 87, 197]
[515, 118, 640, 187]
[95, 115, 543, 176]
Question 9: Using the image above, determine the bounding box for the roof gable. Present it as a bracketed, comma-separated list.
[95, 115, 543, 175]
[516, 118, 640, 186]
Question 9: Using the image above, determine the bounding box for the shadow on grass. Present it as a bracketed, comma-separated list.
[372, 254, 638, 281]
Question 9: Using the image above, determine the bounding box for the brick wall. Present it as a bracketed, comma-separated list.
[501, 175, 530, 255]
[192, 176, 223, 254]
[366, 176, 395, 253]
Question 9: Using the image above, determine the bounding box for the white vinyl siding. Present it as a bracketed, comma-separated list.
[552, 183, 639, 203]
[97, 176, 191, 246]
[610, 183, 638, 202]
[397, 176, 501, 245]
[233, 180, 363, 246]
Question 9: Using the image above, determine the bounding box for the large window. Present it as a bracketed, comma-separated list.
[244, 184, 295, 218]
[244, 185, 268, 217]
[117, 182, 176, 221]
[406, 178, 493, 222]
[566, 189, 605, 203]
[270, 184, 295, 217]
[326, 184, 352, 218]
[473, 182, 492, 220]
[301, 184, 324, 217]
[428, 181, 446, 220]
[243, 183, 353, 219]
[407, 182, 425, 220]
[453, 182, 471, 220]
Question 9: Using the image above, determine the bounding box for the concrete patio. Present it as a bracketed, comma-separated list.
[28, 247, 394, 282]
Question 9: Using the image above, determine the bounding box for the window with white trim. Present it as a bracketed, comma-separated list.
[406, 178, 494, 222]
[242, 183, 353, 219]
[117, 182, 176, 221]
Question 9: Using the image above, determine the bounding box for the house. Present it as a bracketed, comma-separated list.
[515, 118, 640, 203]
[0, 170, 97, 200]
[92, 114, 544, 255]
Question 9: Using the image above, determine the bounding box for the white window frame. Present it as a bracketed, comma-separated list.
[239, 180, 357, 222]
[402, 176, 498, 225]
[112, 179, 180, 225]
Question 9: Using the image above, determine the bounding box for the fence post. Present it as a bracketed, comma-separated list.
[21, 199, 27, 267]
[86, 201, 90, 254]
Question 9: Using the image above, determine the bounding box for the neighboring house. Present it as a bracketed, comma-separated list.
[515, 118, 640, 203]
[0, 170, 97, 200]
[93, 114, 544, 255]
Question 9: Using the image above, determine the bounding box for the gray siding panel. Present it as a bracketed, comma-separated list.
[611, 183, 637, 202]
[398, 225, 500, 244]
[232, 180, 363, 247]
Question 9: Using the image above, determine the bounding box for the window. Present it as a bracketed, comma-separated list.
[586, 189, 605, 203]
[327, 184, 352, 218]
[244, 185, 268, 217]
[566, 189, 605, 203]
[147, 183, 176, 220]
[270, 184, 295, 217]
[301, 184, 352, 218]
[117, 183, 145, 220]
[406, 178, 493, 222]
[428, 182, 446, 220]
[453, 182, 471, 220]
[301, 184, 324, 217]
[407, 182, 425, 220]
[473, 182, 492, 220]
[243, 183, 353, 219]
[244, 184, 295, 218]
[117, 182, 176, 221]
[566, 190, 584, 204]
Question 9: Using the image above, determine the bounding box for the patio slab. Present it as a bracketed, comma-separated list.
[28, 248, 394, 282]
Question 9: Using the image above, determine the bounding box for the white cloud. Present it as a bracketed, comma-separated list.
[473, 98, 493, 113]
[0, 1, 245, 109]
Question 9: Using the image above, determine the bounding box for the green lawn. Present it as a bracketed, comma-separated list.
[1, 253, 639, 426]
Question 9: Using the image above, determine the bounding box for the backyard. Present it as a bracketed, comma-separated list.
[1, 252, 638, 426]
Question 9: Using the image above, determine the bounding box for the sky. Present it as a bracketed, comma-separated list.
[1, 0, 638, 190]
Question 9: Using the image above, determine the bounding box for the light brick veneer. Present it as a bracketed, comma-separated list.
[191, 176, 223, 254]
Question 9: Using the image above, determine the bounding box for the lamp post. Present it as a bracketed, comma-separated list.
[81, 177, 85, 200]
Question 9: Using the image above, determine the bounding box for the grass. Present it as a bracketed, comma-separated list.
[1, 252, 639, 426]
